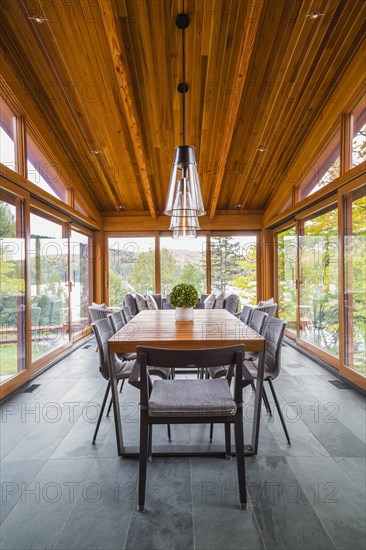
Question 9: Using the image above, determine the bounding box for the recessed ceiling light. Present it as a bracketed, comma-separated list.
[28, 15, 48, 23]
[117, 204, 125, 211]
[257, 146, 267, 152]
[90, 149, 102, 154]
[306, 10, 324, 20]
[235, 204, 243, 209]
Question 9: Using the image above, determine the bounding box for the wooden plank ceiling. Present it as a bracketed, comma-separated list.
[0, 0, 365, 220]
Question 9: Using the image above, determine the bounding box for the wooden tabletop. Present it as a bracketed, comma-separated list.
[108, 309, 265, 353]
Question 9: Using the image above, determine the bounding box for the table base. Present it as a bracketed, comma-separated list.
[120, 444, 255, 458]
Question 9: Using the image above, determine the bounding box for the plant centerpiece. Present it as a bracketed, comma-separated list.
[170, 283, 198, 322]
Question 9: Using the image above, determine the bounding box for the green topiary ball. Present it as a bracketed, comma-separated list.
[170, 283, 199, 309]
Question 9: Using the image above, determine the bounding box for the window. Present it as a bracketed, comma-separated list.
[30, 211, 69, 361]
[277, 227, 297, 333]
[26, 134, 68, 201]
[299, 132, 340, 199]
[160, 236, 206, 296]
[210, 235, 257, 306]
[70, 229, 92, 336]
[0, 96, 17, 172]
[0, 191, 25, 381]
[352, 96, 366, 168]
[108, 237, 155, 305]
[344, 189, 366, 374]
[299, 207, 339, 356]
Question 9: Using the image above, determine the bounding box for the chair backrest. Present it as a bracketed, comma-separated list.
[121, 306, 133, 323]
[107, 310, 125, 334]
[89, 305, 108, 323]
[249, 310, 269, 337]
[240, 305, 255, 325]
[255, 303, 277, 317]
[264, 317, 287, 379]
[91, 318, 115, 379]
[137, 345, 245, 409]
[224, 294, 239, 315]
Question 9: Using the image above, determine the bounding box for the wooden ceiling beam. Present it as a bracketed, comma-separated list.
[207, 0, 264, 220]
[97, 0, 157, 219]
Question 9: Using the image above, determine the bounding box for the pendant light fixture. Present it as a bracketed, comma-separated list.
[164, 11, 206, 238]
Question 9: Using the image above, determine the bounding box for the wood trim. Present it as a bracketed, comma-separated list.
[265, 161, 366, 228]
[30, 342, 72, 373]
[206, 234, 211, 294]
[341, 113, 353, 174]
[295, 195, 337, 221]
[0, 370, 30, 400]
[340, 365, 366, 390]
[296, 339, 339, 370]
[338, 190, 347, 374]
[155, 235, 161, 294]
[31, 198, 72, 223]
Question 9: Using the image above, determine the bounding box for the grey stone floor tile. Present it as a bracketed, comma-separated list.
[0, 458, 95, 550]
[285, 456, 366, 550]
[190, 458, 265, 550]
[246, 456, 337, 550]
[0, 459, 46, 524]
[332, 456, 366, 490]
[124, 458, 194, 550]
[54, 458, 137, 550]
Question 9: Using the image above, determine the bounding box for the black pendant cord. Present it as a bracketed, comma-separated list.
[182, 22, 186, 146]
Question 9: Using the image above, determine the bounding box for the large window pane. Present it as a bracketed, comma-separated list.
[0, 193, 25, 381]
[0, 96, 17, 172]
[70, 229, 91, 336]
[277, 227, 297, 332]
[352, 96, 366, 168]
[300, 208, 339, 356]
[160, 237, 206, 296]
[300, 133, 340, 199]
[27, 134, 67, 201]
[108, 237, 155, 305]
[345, 193, 366, 374]
[210, 235, 257, 306]
[30, 212, 69, 361]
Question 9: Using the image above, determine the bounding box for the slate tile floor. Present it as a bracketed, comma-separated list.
[0, 341, 365, 550]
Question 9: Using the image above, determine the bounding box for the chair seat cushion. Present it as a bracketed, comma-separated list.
[148, 379, 236, 417]
[115, 359, 135, 379]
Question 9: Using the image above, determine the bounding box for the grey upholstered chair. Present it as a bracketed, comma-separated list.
[121, 305, 133, 323]
[245, 317, 290, 444]
[132, 345, 247, 511]
[91, 318, 135, 444]
[255, 303, 277, 317]
[240, 305, 255, 325]
[88, 304, 112, 323]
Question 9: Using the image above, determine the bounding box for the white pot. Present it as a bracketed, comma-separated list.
[175, 307, 194, 322]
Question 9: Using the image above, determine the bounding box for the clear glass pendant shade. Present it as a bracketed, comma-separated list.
[164, 146, 205, 217]
[169, 211, 200, 239]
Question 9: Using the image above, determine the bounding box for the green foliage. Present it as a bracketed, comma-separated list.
[0, 201, 16, 238]
[129, 250, 155, 293]
[170, 283, 198, 308]
[211, 237, 240, 293]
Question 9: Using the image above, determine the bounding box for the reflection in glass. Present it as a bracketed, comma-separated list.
[277, 227, 297, 332]
[30, 212, 69, 361]
[300, 209, 339, 356]
[0, 196, 25, 381]
[345, 195, 366, 374]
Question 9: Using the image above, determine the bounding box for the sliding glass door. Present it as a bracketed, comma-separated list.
[0, 190, 25, 383]
[30, 210, 70, 363]
[70, 229, 92, 337]
[276, 226, 297, 334]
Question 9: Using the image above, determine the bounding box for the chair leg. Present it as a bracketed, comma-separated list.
[225, 423, 231, 459]
[209, 423, 214, 442]
[93, 381, 110, 444]
[262, 386, 272, 416]
[167, 424, 171, 441]
[233, 415, 247, 510]
[139, 415, 149, 512]
[148, 425, 153, 460]
[119, 379, 125, 393]
[268, 378, 291, 444]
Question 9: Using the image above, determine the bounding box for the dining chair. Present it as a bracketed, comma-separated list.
[240, 305, 255, 325]
[255, 303, 277, 317]
[132, 345, 247, 512]
[91, 318, 135, 444]
[121, 305, 133, 323]
[245, 317, 291, 444]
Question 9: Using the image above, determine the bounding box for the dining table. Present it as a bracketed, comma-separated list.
[107, 309, 265, 457]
